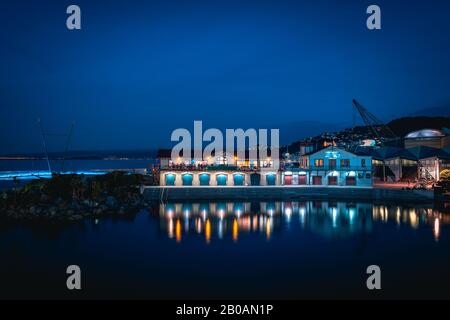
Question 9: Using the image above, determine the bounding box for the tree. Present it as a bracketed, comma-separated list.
[439, 169, 450, 190]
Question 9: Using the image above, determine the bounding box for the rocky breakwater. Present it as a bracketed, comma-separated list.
[0, 172, 153, 222]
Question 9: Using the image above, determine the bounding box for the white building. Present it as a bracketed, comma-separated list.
[292, 146, 373, 187]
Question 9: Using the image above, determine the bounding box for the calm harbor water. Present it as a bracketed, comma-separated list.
[0, 159, 153, 189]
[1, 200, 449, 299]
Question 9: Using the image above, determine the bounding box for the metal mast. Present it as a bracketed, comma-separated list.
[352, 99, 398, 144]
[38, 118, 52, 173]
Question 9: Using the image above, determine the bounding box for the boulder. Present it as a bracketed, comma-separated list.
[69, 214, 83, 221]
[106, 196, 118, 208]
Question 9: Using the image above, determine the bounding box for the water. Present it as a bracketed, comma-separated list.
[0, 159, 154, 189]
[0, 159, 154, 172]
[1, 200, 449, 299]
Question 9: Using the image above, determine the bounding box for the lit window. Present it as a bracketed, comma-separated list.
[314, 159, 324, 167]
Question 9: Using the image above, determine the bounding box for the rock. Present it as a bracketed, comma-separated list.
[69, 214, 83, 221]
[49, 207, 57, 217]
[106, 196, 118, 208]
[70, 201, 81, 210]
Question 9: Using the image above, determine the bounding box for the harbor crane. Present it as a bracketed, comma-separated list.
[352, 99, 398, 145]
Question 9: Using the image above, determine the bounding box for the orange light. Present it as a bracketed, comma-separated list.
[265, 217, 272, 240]
[205, 219, 211, 244]
[175, 219, 182, 243]
[232, 218, 238, 242]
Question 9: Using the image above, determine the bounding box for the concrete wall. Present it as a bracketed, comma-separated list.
[144, 186, 434, 203]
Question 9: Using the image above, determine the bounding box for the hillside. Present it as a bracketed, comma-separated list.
[283, 116, 450, 153]
[387, 117, 450, 137]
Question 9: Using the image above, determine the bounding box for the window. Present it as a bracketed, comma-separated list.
[314, 159, 324, 167]
[365, 172, 371, 179]
[361, 159, 366, 167]
[358, 172, 364, 179]
[340, 159, 350, 168]
[329, 159, 336, 168]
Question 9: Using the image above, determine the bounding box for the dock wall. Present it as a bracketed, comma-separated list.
[143, 186, 434, 203]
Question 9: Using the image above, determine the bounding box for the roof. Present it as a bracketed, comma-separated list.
[302, 146, 365, 158]
[405, 129, 445, 139]
[354, 146, 416, 161]
[355, 145, 450, 161]
[378, 147, 417, 161]
[353, 146, 384, 160]
[156, 148, 277, 159]
[406, 146, 450, 160]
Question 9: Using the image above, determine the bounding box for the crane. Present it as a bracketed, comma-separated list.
[352, 99, 398, 145]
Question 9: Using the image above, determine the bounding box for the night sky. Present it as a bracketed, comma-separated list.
[1, 0, 450, 154]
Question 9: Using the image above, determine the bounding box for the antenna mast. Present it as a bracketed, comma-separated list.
[38, 118, 52, 173]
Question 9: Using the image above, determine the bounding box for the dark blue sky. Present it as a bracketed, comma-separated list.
[1, 0, 450, 153]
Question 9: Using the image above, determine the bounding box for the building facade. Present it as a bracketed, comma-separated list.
[159, 168, 280, 186]
[157, 146, 373, 187]
[292, 146, 373, 187]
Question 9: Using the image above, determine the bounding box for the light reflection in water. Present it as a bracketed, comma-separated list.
[205, 219, 211, 244]
[159, 201, 448, 243]
[434, 218, 440, 242]
[232, 218, 238, 242]
[167, 218, 174, 239]
[175, 219, 181, 243]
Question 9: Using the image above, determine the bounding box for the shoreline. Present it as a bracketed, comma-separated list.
[144, 186, 436, 204]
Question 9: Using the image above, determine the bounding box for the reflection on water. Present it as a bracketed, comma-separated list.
[160, 201, 447, 243]
[1, 200, 450, 299]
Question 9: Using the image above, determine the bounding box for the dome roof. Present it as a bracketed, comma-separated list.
[405, 129, 445, 139]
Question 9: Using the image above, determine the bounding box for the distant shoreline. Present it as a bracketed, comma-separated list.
[0, 157, 154, 161]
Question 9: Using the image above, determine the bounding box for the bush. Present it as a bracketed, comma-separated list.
[440, 169, 450, 190]
[441, 169, 450, 182]
[20, 171, 145, 201]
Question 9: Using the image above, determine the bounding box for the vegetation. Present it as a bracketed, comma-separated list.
[439, 169, 450, 190]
